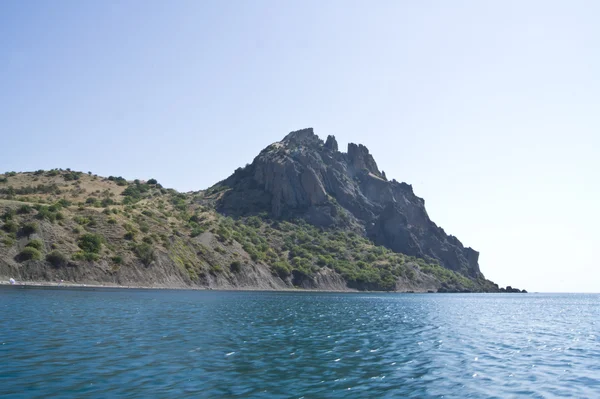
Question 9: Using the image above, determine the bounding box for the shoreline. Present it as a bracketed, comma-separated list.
[0, 279, 443, 293]
[0, 280, 533, 294]
[0, 280, 365, 293]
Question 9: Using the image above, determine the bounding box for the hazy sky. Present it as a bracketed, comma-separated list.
[1, 1, 598, 292]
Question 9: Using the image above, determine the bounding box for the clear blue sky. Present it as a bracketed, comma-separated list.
[1, 1, 598, 292]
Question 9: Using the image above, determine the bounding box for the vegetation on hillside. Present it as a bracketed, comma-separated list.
[0, 170, 498, 292]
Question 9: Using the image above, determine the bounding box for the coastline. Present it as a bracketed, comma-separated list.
[0, 280, 529, 294]
[0, 279, 452, 294]
[0, 279, 363, 293]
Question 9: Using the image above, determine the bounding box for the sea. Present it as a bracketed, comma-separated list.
[1, 288, 598, 398]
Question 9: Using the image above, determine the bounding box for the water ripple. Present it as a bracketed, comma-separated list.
[1, 288, 599, 398]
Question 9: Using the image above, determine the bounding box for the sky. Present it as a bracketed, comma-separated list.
[1, 0, 598, 292]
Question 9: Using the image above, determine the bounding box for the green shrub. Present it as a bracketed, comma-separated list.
[2, 209, 15, 221]
[48, 203, 62, 212]
[210, 265, 223, 274]
[107, 217, 117, 224]
[21, 222, 38, 237]
[142, 210, 154, 217]
[72, 251, 99, 261]
[2, 220, 18, 233]
[124, 231, 136, 240]
[36, 208, 54, 221]
[271, 261, 292, 278]
[147, 178, 158, 185]
[17, 205, 32, 214]
[46, 250, 67, 267]
[134, 243, 154, 266]
[230, 260, 242, 273]
[57, 199, 72, 208]
[248, 249, 260, 262]
[108, 176, 126, 184]
[111, 255, 123, 264]
[190, 227, 205, 237]
[189, 214, 203, 223]
[291, 257, 312, 274]
[26, 239, 43, 251]
[247, 216, 262, 228]
[63, 171, 81, 181]
[77, 233, 103, 253]
[2, 236, 15, 246]
[216, 226, 231, 242]
[19, 247, 42, 261]
[122, 184, 148, 201]
[122, 196, 138, 205]
[74, 216, 90, 225]
[123, 223, 137, 233]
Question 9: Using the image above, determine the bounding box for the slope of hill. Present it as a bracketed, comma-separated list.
[0, 130, 521, 292]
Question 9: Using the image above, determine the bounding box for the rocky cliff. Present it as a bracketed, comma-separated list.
[218, 128, 482, 278]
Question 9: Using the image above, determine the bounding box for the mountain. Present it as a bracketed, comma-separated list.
[0, 129, 523, 292]
[217, 128, 480, 277]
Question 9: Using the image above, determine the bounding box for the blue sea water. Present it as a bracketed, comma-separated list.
[0, 288, 598, 398]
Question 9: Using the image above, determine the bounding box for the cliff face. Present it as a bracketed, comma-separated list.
[218, 128, 481, 278]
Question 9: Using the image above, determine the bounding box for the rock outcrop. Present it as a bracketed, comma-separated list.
[218, 128, 483, 278]
[500, 286, 527, 293]
[324, 135, 338, 152]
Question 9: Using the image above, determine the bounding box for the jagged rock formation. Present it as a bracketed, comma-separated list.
[324, 135, 338, 152]
[218, 128, 482, 278]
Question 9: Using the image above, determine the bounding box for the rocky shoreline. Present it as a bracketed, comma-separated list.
[0, 279, 526, 293]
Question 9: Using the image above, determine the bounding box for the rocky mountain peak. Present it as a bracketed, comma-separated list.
[281, 128, 322, 147]
[217, 128, 484, 278]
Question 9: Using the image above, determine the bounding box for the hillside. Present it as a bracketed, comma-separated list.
[0, 130, 523, 292]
